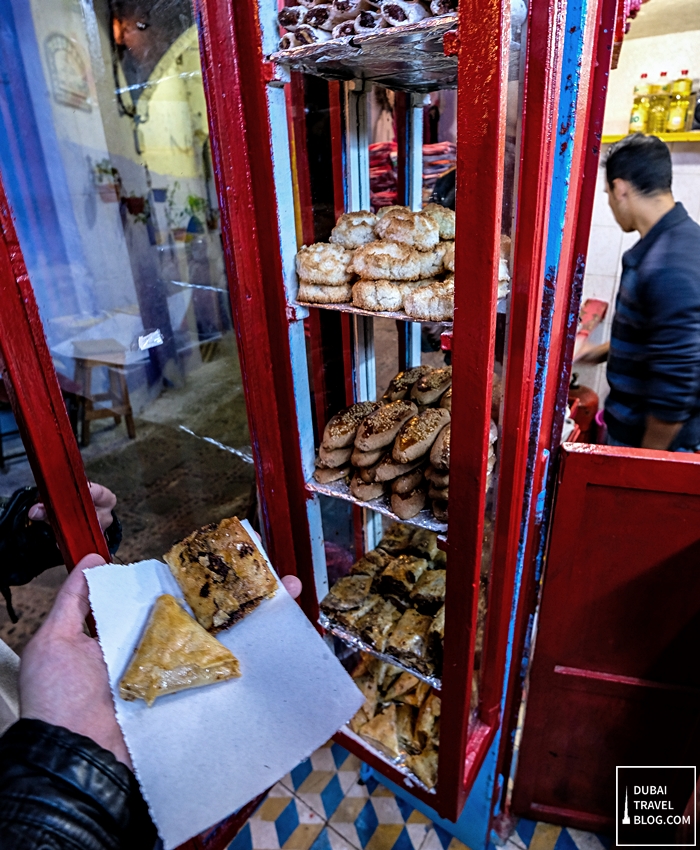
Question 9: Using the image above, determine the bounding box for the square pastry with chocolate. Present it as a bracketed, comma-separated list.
[379, 554, 429, 598]
[164, 516, 276, 633]
[386, 609, 434, 677]
[409, 569, 446, 616]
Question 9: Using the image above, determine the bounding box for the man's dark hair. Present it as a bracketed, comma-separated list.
[605, 134, 672, 195]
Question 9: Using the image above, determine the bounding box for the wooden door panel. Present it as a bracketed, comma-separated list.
[513, 445, 700, 829]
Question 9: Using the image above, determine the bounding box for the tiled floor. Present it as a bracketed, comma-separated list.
[228, 743, 612, 850]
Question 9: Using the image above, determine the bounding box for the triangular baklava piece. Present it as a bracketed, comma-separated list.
[119, 594, 241, 706]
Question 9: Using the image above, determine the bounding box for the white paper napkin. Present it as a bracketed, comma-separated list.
[86, 524, 363, 849]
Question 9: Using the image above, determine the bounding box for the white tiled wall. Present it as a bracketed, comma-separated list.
[576, 144, 700, 400]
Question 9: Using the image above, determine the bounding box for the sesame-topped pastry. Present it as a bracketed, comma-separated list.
[393, 408, 451, 464]
[382, 365, 432, 402]
[317, 443, 353, 468]
[391, 487, 427, 520]
[330, 211, 378, 249]
[355, 400, 418, 451]
[374, 454, 423, 482]
[313, 465, 351, 484]
[391, 466, 425, 495]
[351, 446, 385, 468]
[411, 366, 452, 405]
[322, 400, 383, 449]
[374, 210, 440, 253]
[430, 423, 451, 470]
[295, 242, 354, 285]
[440, 386, 452, 411]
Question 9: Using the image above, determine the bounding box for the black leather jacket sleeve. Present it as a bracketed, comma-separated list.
[0, 719, 156, 850]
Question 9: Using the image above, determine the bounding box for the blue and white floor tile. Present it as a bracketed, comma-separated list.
[228, 742, 610, 850]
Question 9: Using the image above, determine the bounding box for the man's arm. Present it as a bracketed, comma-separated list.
[641, 415, 683, 450]
[574, 341, 610, 364]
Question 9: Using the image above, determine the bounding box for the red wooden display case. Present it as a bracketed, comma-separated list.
[4, 0, 690, 845]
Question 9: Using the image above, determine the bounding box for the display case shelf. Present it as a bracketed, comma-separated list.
[339, 725, 436, 794]
[601, 131, 700, 143]
[297, 300, 422, 322]
[307, 476, 448, 533]
[321, 614, 442, 690]
[297, 297, 506, 322]
[270, 16, 458, 93]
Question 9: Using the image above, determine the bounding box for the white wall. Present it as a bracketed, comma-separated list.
[576, 142, 700, 399]
[603, 30, 700, 136]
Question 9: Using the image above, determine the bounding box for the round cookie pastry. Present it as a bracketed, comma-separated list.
[352, 279, 404, 312]
[442, 241, 455, 272]
[403, 276, 454, 322]
[376, 204, 410, 219]
[295, 242, 354, 285]
[350, 241, 422, 281]
[330, 211, 378, 249]
[417, 244, 447, 279]
[391, 487, 427, 520]
[422, 204, 456, 241]
[374, 210, 440, 252]
[297, 282, 353, 304]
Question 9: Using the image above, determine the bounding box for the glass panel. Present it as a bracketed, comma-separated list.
[0, 0, 253, 649]
[282, 0, 527, 788]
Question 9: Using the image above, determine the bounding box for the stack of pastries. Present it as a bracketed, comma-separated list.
[348, 653, 440, 789]
[324, 521, 490, 787]
[278, 0, 458, 50]
[296, 205, 457, 321]
[314, 365, 498, 521]
[320, 522, 446, 680]
[296, 205, 512, 320]
[314, 365, 453, 520]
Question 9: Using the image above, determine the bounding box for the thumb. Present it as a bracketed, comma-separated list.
[46, 554, 105, 635]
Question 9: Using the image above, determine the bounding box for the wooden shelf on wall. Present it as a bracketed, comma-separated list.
[602, 131, 700, 143]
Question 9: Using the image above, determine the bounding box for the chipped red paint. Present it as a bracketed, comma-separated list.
[193, 0, 318, 622]
[0, 177, 108, 569]
[481, 0, 567, 742]
[504, 0, 619, 818]
[438, 0, 510, 819]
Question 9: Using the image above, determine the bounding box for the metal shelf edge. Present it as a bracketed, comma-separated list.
[306, 477, 448, 533]
[320, 615, 442, 690]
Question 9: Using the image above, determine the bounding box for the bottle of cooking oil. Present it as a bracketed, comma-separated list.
[648, 72, 670, 134]
[666, 70, 693, 132]
[629, 73, 652, 133]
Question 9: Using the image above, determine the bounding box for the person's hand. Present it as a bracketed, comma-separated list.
[281, 575, 302, 599]
[19, 554, 131, 768]
[573, 341, 610, 365]
[29, 482, 117, 531]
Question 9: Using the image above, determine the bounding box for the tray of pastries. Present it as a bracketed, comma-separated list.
[294, 205, 511, 321]
[320, 523, 446, 685]
[346, 652, 441, 790]
[311, 365, 498, 523]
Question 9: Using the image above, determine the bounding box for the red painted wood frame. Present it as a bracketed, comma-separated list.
[436, 0, 511, 819]
[478, 0, 567, 749]
[494, 0, 619, 814]
[0, 183, 109, 569]
[193, 0, 318, 621]
[511, 445, 700, 829]
[0, 137, 258, 850]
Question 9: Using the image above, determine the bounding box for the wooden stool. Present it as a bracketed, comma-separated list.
[72, 339, 136, 447]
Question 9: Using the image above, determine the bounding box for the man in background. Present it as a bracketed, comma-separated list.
[577, 134, 700, 450]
